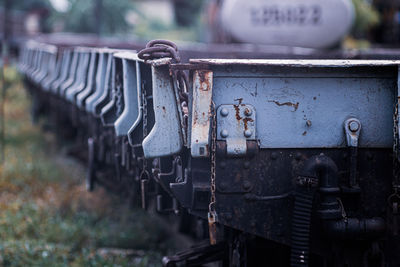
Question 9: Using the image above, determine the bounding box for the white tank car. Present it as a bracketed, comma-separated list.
[219, 0, 355, 48]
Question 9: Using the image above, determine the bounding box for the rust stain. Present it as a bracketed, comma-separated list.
[198, 70, 212, 91]
[234, 98, 243, 104]
[162, 106, 166, 113]
[302, 131, 307, 136]
[268, 100, 299, 111]
[243, 117, 254, 131]
[234, 98, 244, 121]
[193, 110, 198, 125]
[233, 104, 242, 121]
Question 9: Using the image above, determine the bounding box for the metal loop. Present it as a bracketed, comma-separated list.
[388, 192, 400, 207]
[146, 39, 179, 51]
[138, 40, 181, 63]
[140, 169, 150, 181]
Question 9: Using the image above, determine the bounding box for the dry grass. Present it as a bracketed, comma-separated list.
[0, 69, 180, 266]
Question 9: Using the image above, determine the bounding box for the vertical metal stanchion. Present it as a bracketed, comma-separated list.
[0, 0, 11, 166]
[0, 54, 4, 166]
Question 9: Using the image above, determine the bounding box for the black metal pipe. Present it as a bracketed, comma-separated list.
[324, 217, 386, 240]
[300, 153, 342, 220]
[291, 153, 341, 267]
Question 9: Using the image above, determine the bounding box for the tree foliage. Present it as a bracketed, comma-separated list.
[351, 0, 380, 37]
[59, 0, 134, 35]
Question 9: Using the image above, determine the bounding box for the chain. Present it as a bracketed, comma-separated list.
[210, 101, 217, 211]
[208, 101, 218, 245]
[138, 39, 189, 139]
[115, 73, 123, 116]
[394, 97, 400, 185]
[140, 82, 149, 209]
[389, 96, 400, 235]
[391, 97, 400, 195]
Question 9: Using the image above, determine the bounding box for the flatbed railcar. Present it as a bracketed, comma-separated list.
[17, 37, 400, 266]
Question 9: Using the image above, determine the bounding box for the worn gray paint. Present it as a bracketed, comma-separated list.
[200, 62, 398, 148]
[51, 51, 71, 94]
[142, 64, 183, 158]
[65, 53, 90, 103]
[190, 70, 214, 158]
[59, 51, 79, 97]
[76, 52, 97, 109]
[114, 59, 139, 136]
[127, 61, 144, 146]
[92, 55, 113, 116]
[85, 53, 109, 115]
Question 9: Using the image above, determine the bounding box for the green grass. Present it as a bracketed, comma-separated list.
[0, 68, 181, 266]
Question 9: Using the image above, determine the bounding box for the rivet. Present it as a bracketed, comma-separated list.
[244, 130, 252, 137]
[367, 152, 373, 160]
[295, 153, 302, 161]
[243, 161, 250, 169]
[220, 161, 226, 169]
[220, 108, 229, 117]
[306, 120, 312, 127]
[221, 129, 229, 138]
[219, 182, 227, 191]
[250, 66, 258, 73]
[226, 66, 233, 73]
[349, 121, 360, 132]
[243, 180, 252, 190]
[271, 152, 278, 160]
[244, 108, 252, 116]
[250, 221, 256, 228]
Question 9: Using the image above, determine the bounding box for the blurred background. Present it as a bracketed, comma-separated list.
[0, 0, 397, 51]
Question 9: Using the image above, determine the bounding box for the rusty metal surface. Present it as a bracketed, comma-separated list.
[190, 58, 400, 67]
[216, 104, 256, 157]
[209, 64, 396, 148]
[190, 70, 214, 158]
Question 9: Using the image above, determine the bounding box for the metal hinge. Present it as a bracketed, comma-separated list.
[217, 104, 256, 157]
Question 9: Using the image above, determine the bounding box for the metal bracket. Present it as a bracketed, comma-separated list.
[217, 104, 256, 157]
[190, 70, 213, 158]
[344, 118, 361, 147]
[142, 63, 183, 158]
[344, 117, 361, 192]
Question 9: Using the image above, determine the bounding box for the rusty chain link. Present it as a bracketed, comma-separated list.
[140, 84, 149, 209]
[208, 101, 218, 245]
[389, 96, 400, 235]
[138, 39, 189, 134]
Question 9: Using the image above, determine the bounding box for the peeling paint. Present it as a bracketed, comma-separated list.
[268, 100, 299, 112]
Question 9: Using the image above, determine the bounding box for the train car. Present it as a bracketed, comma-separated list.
[17, 37, 400, 266]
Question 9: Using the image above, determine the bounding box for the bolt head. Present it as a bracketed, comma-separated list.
[244, 108, 252, 116]
[220, 161, 226, 169]
[220, 129, 229, 138]
[243, 161, 250, 169]
[244, 130, 252, 138]
[242, 180, 252, 190]
[220, 108, 229, 117]
[349, 121, 360, 132]
[219, 182, 227, 190]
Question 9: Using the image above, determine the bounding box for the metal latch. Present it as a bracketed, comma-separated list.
[217, 104, 256, 157]
[344, 118, 361, 147]
[343, 118, 361, 193]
